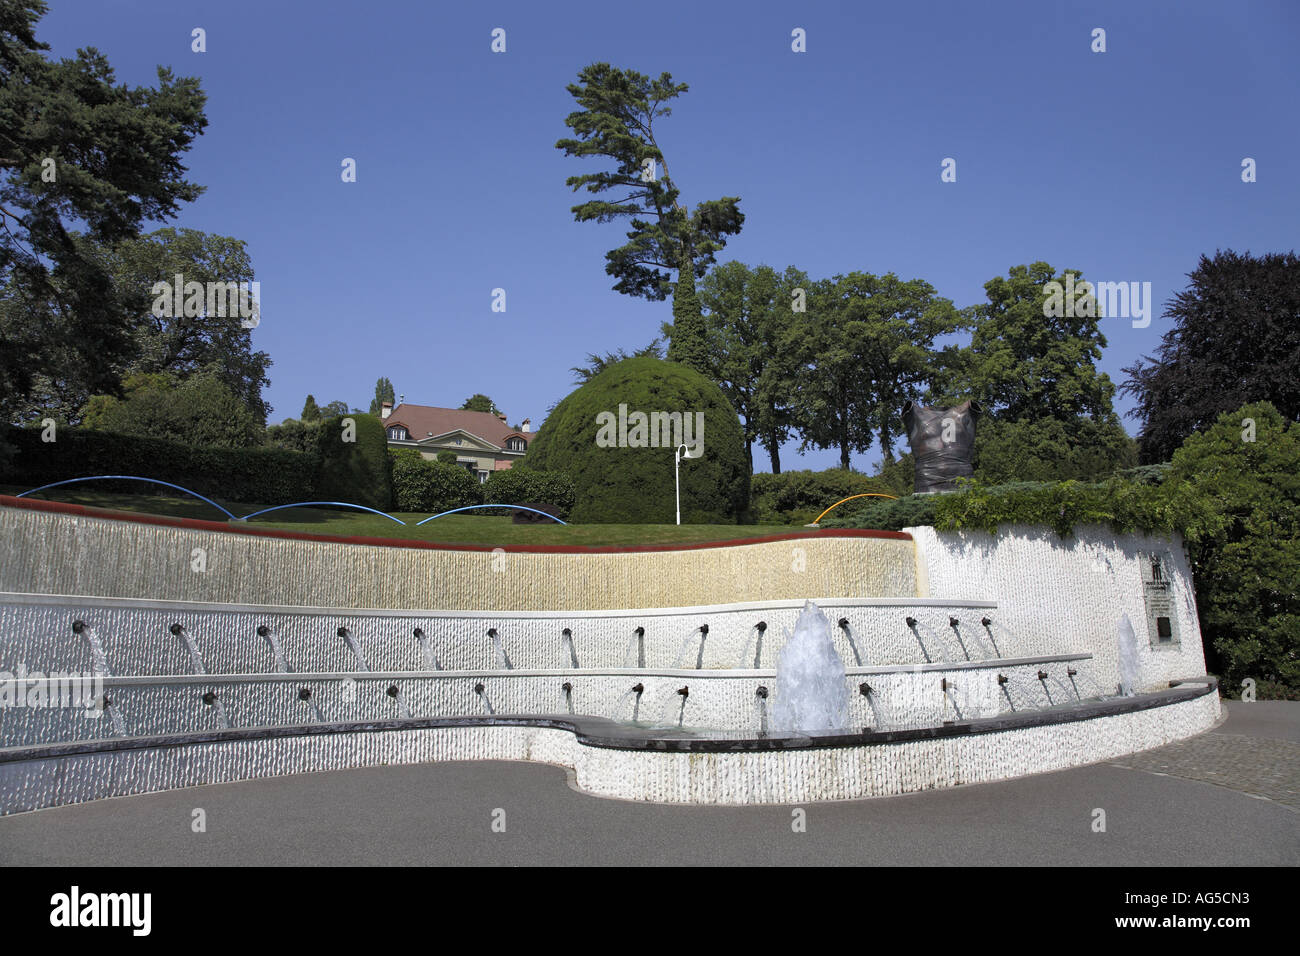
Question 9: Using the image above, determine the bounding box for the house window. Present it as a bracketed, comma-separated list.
[387, 427, 408, 440]
[507, 438, 525, 452]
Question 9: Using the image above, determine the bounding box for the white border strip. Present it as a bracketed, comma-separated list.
[0, 591, 997, 620]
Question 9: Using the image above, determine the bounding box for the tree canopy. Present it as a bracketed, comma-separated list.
[556, 63, 742, 371]
[0, 0, 207, 417]
[1122, 250, 1300, 463]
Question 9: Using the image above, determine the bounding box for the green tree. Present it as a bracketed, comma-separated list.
[556, 63, 743, 369]
[0, 0, 207, 417]
[1122, 250, 1300, 464]
[791, 272, 962, 469]
[934, 262, 1133, 483]
[1168, 401, 1300, 698]
[460, 394, 499, 414]
[694, 262, 806, 473]
[369, 377, 395, 415]
[321, 400, 350, 418]
[301, 395, 321, 421]
[951, 263, 1118, 422]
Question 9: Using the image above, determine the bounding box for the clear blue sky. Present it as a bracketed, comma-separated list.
[40, 0, 1300, 471]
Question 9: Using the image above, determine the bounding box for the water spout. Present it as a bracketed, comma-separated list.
[904, 616, 933, 664]
[414, 627, 442, 671]
[1117, 613, 1139, 696]
[560, 628, 580, 669]
[387, 684, 412, 718]
[202, 690, 230, 728]
[171, 623, 206, 675]
[259, 625, 291, 673]
[948, 617, 972, 661]
[474, 682, 495, 714]
[859, 682, 888, 731]
[73, 621, 112, 678]
[338, 626, 369, 672]
[298, 687, 324, 722]
[488, 629, 513, 670]
[838, 617, 863, 666]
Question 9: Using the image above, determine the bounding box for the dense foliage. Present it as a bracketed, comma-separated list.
[389, 449, 481, 513]
[1166, 402, 1299, 698]
[750, 468, 895, 525]
[1122, 250, 1300, 463]
[1, 424, 316, 506]
[972, 417, 1136, 484]
[313, 413, 392, 510]
[80, 370, 264, 448]
[1, 1, 208, 422]
[523, 355, 748, 523]
[481, 467, 577, 520]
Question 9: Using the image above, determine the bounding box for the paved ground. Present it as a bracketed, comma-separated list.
[1, 701, 1295, 866]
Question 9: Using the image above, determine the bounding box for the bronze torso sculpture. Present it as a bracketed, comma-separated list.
[902, 400, 981, 493]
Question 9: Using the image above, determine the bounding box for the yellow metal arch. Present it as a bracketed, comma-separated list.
[812, 493, 899, 525]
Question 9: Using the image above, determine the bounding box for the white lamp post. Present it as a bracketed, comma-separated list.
[675, 443, 695, 525]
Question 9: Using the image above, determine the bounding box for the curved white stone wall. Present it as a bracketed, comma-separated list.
[909, 525, 1207, 694]
[0, 688, 1220, 811]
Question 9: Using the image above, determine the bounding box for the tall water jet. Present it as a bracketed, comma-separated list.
[771, 601, 850, 734]
[1117, 613, 1140, 697]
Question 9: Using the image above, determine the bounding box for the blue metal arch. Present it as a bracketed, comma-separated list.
[416, 504, 567, 526]
[16, 476, 239, 521]
[239, 502, 407, 524]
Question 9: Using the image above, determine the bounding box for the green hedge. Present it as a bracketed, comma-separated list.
[750, 469, 896, 525]
[314, 414, 393, 510]
[389, 450, 483, 513]
[822, 477, 1189, 538]
[480, 467, 577, 520]
[0, 424, 318, 506]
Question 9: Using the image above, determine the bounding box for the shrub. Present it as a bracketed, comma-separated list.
[0, 424, 317, 506]
[1167, 401, 1299, 699]
[266, 418, 323, 453]
[750, 469, 896, 525]
[314, 413, 393, 510]
[435, 450, 457, 465]
[973, 417, 1137, 484]
[389, 450, 482, 513]
[83, 370, 265, 448]
[481, 467, 577, 520]
[522, 355, 749, 523]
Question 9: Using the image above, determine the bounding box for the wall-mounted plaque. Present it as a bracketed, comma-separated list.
[1140, 551, 1180, 648]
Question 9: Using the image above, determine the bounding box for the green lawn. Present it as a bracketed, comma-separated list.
[1, 485, 803, 547]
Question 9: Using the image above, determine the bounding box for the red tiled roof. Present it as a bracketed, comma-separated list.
[384, 404, 531, 448]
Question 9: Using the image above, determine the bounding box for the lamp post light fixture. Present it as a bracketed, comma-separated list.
[675, 443, 696, 525]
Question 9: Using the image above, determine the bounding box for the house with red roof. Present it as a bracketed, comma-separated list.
[380, 401, 531, 483]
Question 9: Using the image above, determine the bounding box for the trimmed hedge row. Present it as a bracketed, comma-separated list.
[821, 477, 1190, 538]
[0, 424, 318, 506]
[480, 468, 577, 520]
[750, 469, 897, 525]
[314, 414, 393, 511]
[389, 450, 483, 513]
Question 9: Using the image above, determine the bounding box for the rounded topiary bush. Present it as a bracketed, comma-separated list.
[389, 449, 482, 513]
[522, 355, 748, 523]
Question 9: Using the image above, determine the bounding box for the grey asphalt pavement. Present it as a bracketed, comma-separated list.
[1, 701, 1295, 866]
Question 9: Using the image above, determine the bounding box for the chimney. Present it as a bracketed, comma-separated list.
[398, 394, 405, 406]
[496, 412, 507, 423]
[380, 401, 392, 420]
[521, 418, 530, 433]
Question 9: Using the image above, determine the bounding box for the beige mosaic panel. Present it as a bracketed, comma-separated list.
[0, 508, 918, 610]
